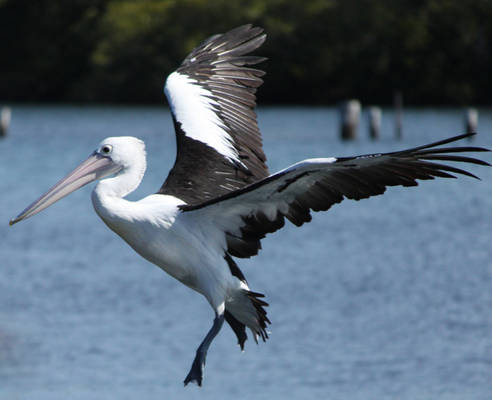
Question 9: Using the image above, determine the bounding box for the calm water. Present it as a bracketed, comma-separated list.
[1, 105, 492, 400]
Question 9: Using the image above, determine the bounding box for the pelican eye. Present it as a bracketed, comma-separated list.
[101, 145, 112, 154]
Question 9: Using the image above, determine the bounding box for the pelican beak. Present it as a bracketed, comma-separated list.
[9, 152, 122, 226]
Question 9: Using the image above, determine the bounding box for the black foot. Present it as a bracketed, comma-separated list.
[183, 312, 224, 387]
[183, 354, 204, 387]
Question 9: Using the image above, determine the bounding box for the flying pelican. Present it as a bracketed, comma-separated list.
[9, 25, 490, 386]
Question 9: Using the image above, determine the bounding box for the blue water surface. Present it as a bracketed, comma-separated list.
[1, 105, 491, 400]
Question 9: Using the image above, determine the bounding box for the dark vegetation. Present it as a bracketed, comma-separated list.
[1, 0, 491, 105]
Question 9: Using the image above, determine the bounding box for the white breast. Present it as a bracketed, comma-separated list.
[92, 192, 231, 297]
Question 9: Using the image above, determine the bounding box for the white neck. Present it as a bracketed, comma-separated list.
[91, 156, 146, 222]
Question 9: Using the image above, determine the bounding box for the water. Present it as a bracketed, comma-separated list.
[1, 105, 492, 399]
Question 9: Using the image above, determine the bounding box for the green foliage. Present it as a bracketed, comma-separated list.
[1, 0, 492, 104]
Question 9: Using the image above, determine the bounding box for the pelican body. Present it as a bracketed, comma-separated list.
[10, 25, 490, 386]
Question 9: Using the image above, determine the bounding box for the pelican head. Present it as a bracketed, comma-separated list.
[9, 136, 146, 226]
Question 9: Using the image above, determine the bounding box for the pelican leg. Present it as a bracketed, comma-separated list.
[184, 311, 225, 386]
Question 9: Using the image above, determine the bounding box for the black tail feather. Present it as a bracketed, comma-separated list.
[246, 290, 270, 342]
[224, 310, 247, 350]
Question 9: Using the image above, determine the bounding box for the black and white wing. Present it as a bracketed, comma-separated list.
[181, 133, 490, 258]
[158, 25, 269, 205]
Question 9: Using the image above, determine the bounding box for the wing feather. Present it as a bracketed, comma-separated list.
[181, 133, 490, 258]
[159, 25, 268, 205]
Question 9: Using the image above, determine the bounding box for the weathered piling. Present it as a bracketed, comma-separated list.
[0, 107, 11, 137]
[394, 91, 403, 140]
[340, 100, 361, 141]
[465, 108, 478, 138]
[368, 106, 382, 140]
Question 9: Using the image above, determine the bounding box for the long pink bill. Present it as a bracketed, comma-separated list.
[9, 152, 121, 226]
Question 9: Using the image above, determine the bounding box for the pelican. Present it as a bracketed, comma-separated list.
[9, 25, 490, 386]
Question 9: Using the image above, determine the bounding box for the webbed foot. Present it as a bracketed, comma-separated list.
[184, 353, 204, 386]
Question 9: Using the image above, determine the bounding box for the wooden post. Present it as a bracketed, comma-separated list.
[465, 108, 478, 138]
[0, 107, 11, 137]
[394, 91, 403, 140]
[340, 100, 360, 141]
[368, 106, 382, 140]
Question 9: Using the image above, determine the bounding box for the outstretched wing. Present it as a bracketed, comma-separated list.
[158, 25, 269, 205]
[181, 133, 490, 258]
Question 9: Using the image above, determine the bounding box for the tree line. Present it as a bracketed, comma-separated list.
[1, 0, 491, 105]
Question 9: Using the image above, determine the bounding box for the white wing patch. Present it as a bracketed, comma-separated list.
[276, 157, 338, 175]
[165, 71, 241, 164]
